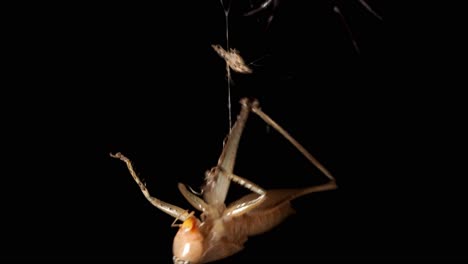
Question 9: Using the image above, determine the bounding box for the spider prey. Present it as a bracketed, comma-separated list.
[111, 98, 337, 263]
[212, 44, 252, 74]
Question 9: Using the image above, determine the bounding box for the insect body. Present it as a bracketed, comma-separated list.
[111, 98, 337, 263]
[212, 44, 253, 74]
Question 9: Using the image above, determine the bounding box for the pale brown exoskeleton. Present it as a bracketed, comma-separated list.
[110, 98, 337, 263]
[212, 44, 252, 74]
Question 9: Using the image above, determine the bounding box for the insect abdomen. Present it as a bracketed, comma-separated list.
[244, 201, 295, 236]
[225, 200, 295, 238]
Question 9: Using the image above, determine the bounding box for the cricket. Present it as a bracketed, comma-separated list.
[111, 98, 337, 263]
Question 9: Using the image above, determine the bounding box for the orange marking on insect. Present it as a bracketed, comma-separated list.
[174, 216, 205, 263]
[181, 217, 198, 232]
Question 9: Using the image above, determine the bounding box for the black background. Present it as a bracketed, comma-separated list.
[2, 1, 466, 262]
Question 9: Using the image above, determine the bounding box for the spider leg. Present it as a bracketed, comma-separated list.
[357, 0, 382, 20]
[110, 152, 191, 221]
[244, 0, 273, 16]
[333, 5, 361, 54]
[245, 0, 279, 29]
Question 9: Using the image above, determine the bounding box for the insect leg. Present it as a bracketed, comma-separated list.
[223, 98, 337, 217]
[221, 170, 267, 218]
[110, 152, 191, 221]
[250, 101, 336, 182]
[203, 98, 254, 205]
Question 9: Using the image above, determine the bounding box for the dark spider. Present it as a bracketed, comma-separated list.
[245, 0, 382, 52]
[244, 0, 280, 29]
[245, 0, 381, 25]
